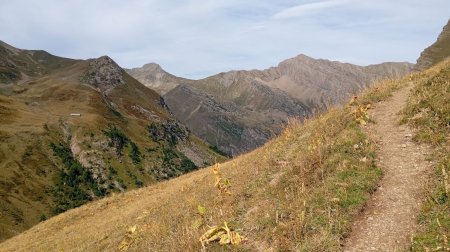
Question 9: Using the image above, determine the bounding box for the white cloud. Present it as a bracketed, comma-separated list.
[272, 0, 351, 19]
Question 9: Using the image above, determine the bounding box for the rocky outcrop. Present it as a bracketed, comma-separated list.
[148, 120, 189, 145]
[415, 19, 450, 71]
[83, 56, 125, 92]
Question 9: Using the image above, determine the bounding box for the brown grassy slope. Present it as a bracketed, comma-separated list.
[0, 61, 98, 237]
[0, 93, 60, 239]
[0, 74, 414, 251]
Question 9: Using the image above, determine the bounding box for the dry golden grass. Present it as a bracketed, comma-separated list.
[401, 60, 450, 251]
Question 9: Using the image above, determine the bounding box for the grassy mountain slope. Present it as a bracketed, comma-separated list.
[402, 60, 450, 250]
[406, 21, 450, 250]
[0, 42, 225, 241]
[129, 56, 412, 156]
[414, 19, 450, 71]
[0, 68, 417, 251]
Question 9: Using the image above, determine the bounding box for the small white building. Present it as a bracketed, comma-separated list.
[70, 113, 81, 116]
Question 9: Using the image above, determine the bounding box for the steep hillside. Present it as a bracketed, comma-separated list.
[0, 42, 225, 241]
[1, 62, 428, 251]
[165, 76, 312, 156]
[414, 19, 450, 71]
[129, 56, 412, 155]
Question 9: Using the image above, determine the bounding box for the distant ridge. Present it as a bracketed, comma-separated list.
[129, 56, 413, 155]
[0, 40, 77, 84]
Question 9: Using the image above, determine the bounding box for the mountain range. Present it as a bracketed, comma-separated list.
[128, 56, 413, 155]
[0, 40, 412, 240]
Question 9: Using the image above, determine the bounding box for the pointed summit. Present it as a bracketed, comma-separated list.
[126, 62, 185, 95]
[141, 62, 165, 72]
[129, 62, 170, 77]
[83, 56, 125, 92]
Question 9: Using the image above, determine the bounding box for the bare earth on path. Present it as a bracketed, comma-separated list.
[344, 84, 434, 251]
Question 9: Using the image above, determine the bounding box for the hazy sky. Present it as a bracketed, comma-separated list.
[1, 0, 449, 79]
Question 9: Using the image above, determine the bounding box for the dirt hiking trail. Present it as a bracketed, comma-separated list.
[344, 84, 433, 251]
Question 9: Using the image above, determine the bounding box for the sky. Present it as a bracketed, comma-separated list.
[0, 0, 449, 79]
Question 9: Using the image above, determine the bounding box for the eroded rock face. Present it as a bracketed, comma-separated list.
[415, 19, 450, 71]
[84, 56, 125, 92]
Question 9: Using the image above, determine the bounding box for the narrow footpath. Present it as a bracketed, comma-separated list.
[344, 84, 433, 251]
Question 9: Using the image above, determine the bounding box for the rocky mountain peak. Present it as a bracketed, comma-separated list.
[83, 56, 125, 92]
[275, 54, 331, 76]
[128, 63, 168, 77]
[126, 62, 184, 95]
[281, 54, 315, 65]
[141, 63, 165, 72]
[127, 62, 172, 82]
[292, 53, 313, 60]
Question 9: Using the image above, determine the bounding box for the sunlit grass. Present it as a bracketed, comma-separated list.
[402, 60, 450, 251]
